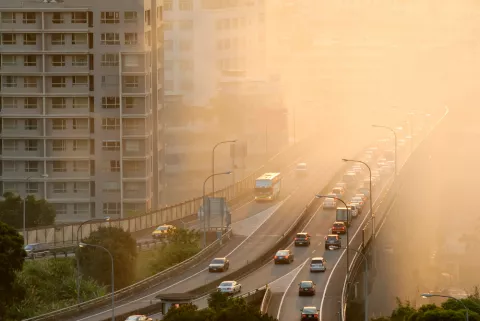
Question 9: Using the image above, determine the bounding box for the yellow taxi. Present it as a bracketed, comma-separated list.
[151, 224, 175, 239]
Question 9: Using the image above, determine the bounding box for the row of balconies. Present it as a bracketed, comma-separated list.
[0, 126, 151, 139]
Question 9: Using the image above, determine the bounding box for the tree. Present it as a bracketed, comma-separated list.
[78, 226, 137, 290]
[0, 221, 26, 318]
[0, 192, 56, 229]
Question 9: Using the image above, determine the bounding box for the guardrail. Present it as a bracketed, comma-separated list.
[22, 133, 318, 246]
[23, 228, 233, 321]
[260, 285, 272, 314]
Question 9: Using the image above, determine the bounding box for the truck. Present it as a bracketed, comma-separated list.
[336, 207, 352, 227]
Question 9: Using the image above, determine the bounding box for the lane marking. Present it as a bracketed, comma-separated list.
[312, 250, 316, 254]
[277, 258, 309, 320]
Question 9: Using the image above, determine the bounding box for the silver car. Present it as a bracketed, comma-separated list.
[323, 197, 337, 209]
[310, 257, 326, 272]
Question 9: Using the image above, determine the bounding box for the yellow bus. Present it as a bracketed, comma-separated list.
[254, 172, 282, 201]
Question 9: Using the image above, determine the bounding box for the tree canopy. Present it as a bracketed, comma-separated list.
[0, 221, 26, 318]
[163, 292, 278, 321]
[78, 226, 137, 290]
[0, 192, 56, 229]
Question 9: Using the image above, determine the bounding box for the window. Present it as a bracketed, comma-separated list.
[73, 161, 88, 172]
[24, 97, 37, 109]
[125, 33, 138, 45]
[124, 119, 142, 130]
[164, 79, 173, 91]
[52, 97, 66, 109]
[124, 161, 142, 173]
[125, 140, 140, 152]
[73, 140, 88, 151]
[125, 97, 136, 108]
[25, 161, 38, 173]
[179, 0, 193, 10]
[179, 59, 193, 72]
[4, 140, 18, 151]
[73, 76, 88, 87]
[25, 119, 37, 130]
[2, 34, 16, 45]
[164, 40, 173, 50]
[71, 12, 87, 23]
[179, 39, 192, 51]
[124, 76, 139, 88]
[26, 182, 38, 194]
[23, 12, 36, 24]
[103, 202, 120, 215]
[72, 55, 87, 67]
[3, 76, 17, 88]
[52, 12, 63, 24]
[101, 75, 119, 87]
[102, 97, 120, 109]
[144, 31, 151, 46]
[102, 141, 120, 151]
[101, 33, 120, 45]
[124, 55, 139, 67]
[101, 53, 119, 66]
[72, 119, 88, 129]
[74, 204, 89, 215]
[2, 55, 17, 66]
[52, 161, 67, 172]
[24, 55, 36, 66]
[25, 140, 37, 151]
[102, 118, 120, 130]
[51, 34, 65, 45]
[164, 0, 172, 10]
[4, 161, 18, 172]
[72, 33, 87, 45]
[52, 139, 66, 151]
[54, 204, 67, 215]
[110, 160, 120, 172]
[52, 55, 65, 66]
[2, 98, 17, 109]
[73, 97, 88, 108]
[101, 12, 119, 24]
[3, 119, 18, 129]
[23, 33, 37, 45]
[23, 76, 37, 88]
[74, 182, 89, 193]
[124, 11, 137, 23]
[103, 181, 120, 193]
[4, 183, 18, 193]
[163, 21, 172, 30]
[52, 76, 66, 88]
[179, 20, 193, 30]
[53, 182, 67, 193]
[52, 119, 67, 130]
[1, 12, 16, 23]
[144, 9, 151, 26]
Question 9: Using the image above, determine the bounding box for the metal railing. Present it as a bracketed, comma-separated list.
[260, 285, 272, 314]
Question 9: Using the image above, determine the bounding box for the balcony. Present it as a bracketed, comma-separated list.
[0, 63, 43, 74]
[45, 169, 90, 180]
[46, 106, 90, 117]
[45, 127, 90, 138]
[0, 106, 42, 117]
[46, 79, 90, 95]
[2, 148, 44, 159]
[1, 83, 44, 95]
[46, 149, 90, 159]
[43, 13, 89, 31]
[0, 16, 42, 31]
[1, 127, 43, 138]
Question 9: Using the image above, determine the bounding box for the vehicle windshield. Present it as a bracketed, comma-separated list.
[311, 259, 323, 264]
[220, 282, 233, 287]
[255, 187, 273, 195]
[332, 188, 341, 193]
[276, 250, 289, 256]
[300, 282, 313, 288]
[211, 259, 225, 264]
[296, 234, 307, 238]
[333, 223, 344, 228]
[327, 236, 337, 241]
[296, 164, 307, 170]
[255, 179, 273, 188]
[24, 245, 34, 250]
[156, 226, 169, 231]
[302, 307, 317, 314]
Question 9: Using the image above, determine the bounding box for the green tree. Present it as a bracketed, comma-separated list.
[78, 226, 137, 289]
[0, 221, 26, 318]
[5, 258, 105, 320]
[0, 192, 56, 229]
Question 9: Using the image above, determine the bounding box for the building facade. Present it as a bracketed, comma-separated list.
[0, 0, 164, 222]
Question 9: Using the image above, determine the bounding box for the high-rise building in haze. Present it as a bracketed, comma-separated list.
[0, 0, 164, 222]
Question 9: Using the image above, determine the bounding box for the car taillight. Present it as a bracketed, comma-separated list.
[284, 255, 289, 258]
[314, 314, 318, 317]
[295, 238, 298, 240]
[274, 256, 278, 259]
[227, 288, 232, 290]
[302, 314, 307, 318]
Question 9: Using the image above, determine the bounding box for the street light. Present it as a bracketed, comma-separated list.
[212, 140, 237, 196]
[315, 194, 350, 275]
[23, 174, 48, 245]
[342, 247, 369, 321]
[372, 125, 397, 176]
[421, 293, 469, 321]
[76, 217, 110, 305]
[79, 242, 115, 321]
[342, 158, 374, 240]
[203, 171, 232, 248]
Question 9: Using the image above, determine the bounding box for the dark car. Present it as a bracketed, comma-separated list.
[298, 281, 316, 296]
[331, 222, 347, 234]
[294, 232, 311, 246]
[274, 249, 294, 264]
[208, 257, 230, 272]
[300, 306, 319, 321]
[324, 234, 341, 250]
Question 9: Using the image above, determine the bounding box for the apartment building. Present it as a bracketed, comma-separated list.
[0, 0, 164, 222]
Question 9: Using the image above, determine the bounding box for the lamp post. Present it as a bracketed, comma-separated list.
[76, 217, 110, 305]
[342, 159, 374, 239]
[421, 293, 469, 321]
[23, 174, 48, 245]
[212, 140, 236, 196]
[315, 194, 350, 275]
[79, 242, 115, 321]
[342, 247, 369, 321]
[372, 125, 397, 176]
[202, 171, 232, 248]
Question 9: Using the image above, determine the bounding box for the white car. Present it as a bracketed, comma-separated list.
[217, 281, 242, 294]
[347, 203, 359, 217]
[125, 315, 152, 321]
[331, 187, 345, 198]
[335, 182, 348, 190]
[323, 197, 337, 209]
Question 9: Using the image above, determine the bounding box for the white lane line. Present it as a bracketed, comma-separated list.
[276, 258, 309, 320]
[312, 250, 316, 254]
